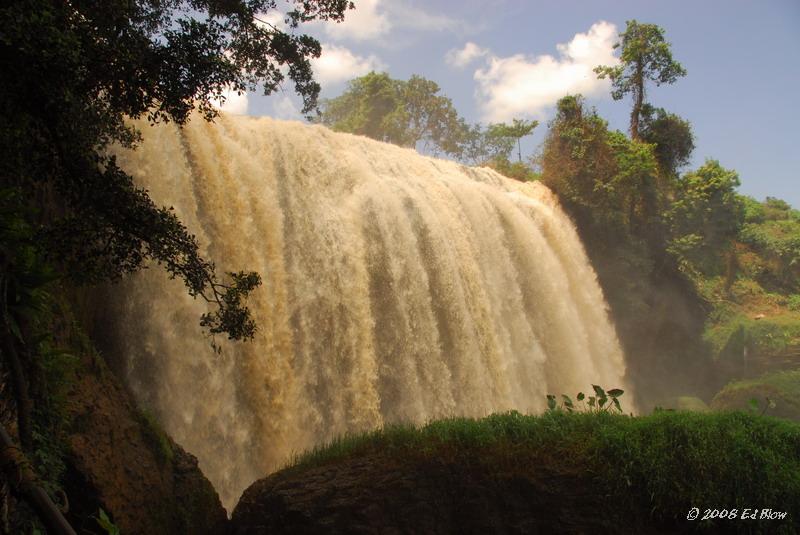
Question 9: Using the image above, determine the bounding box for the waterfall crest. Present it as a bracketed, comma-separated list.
[108, 115, 630, 509]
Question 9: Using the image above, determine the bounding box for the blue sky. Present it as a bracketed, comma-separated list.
[225, 0, 800, 207]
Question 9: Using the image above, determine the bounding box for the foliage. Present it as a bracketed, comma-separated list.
[639, 104, 694, 177]
[460, 120, 532, 167]
[467, 119, 540, 181]
[546, 385, 626, 413]
[0, 0, 353, 340]
[318, 73, 540, 180]
[741, 195, 767, 224]
[738, 208, 800, 292]
[487, 118, 538, 163]
[95, 508, 121, 535]
[0, 190, 56, 342]
[540, 95, 617, 220]
[459, 122, 512, 165]
[667, 160, 743, 273]
[541, 95, 660, 237]
[702, 304, 800, 392]
[0, 191, 81, 529]
[30, 339, 77, 497]
[606, 130, 660, 232]
[594, 20, 686, 139]
[317, 72, 468, 156]
[696, 195, 799, 389]
[0, 189, 60, 450]
[284, 410, 800, 533]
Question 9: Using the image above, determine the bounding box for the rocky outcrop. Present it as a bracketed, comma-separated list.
[230, 452, 670, 535]
[62, 353, 228, 535]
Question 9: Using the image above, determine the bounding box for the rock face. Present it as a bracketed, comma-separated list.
[230, 453, 658, 535]
[62, 353, 228, 535]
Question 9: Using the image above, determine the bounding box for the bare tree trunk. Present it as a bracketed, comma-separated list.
[0, 423, 77, 535]
[723, 245, 739, 296]
[0, 330, 32, 451]
[630, 62, 644, 140]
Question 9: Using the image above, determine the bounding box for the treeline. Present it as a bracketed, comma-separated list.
[314, 72, 539, 181]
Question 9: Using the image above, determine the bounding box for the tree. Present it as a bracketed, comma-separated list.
[639, 104, 695, 178]
[0, 0, 353, 341]
[458, 118, 537, 174]
[667, 160, 744, 274]
[607, 130, 660, 232]
[540, 95, 619, 226]
[317, 72, 468, 156]
[317, 72, 405, 143]
[401, 75, 468, 155]
[488, 119, 538, 163]
[460, 123, 516, 166]
[594, 20, 686, 140]
[541, 95, 660, 236]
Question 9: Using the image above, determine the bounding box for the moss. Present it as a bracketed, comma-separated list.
[711, 369, 800, 421]
[284, 410, 800, 532]
[663, 396, 710, 412]
[135, 409, 175, 466]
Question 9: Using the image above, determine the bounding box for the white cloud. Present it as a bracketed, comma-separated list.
[446, 42, 489, 68]
[472, 21, 618, 122]
[212, 86, 249, 115]
[320, 0, 463, 44]
[323, 0, 391, 42]
[254, 11, 288, 32]
[391, 4, 462, 33]
[310, 43, 386, 87]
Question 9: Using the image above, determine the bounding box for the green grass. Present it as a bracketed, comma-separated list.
[284, 410, 800, 532]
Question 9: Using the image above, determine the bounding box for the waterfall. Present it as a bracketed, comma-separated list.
[107, 114, 630, 510]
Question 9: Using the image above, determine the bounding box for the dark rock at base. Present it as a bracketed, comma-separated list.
[230, 453, 666, 535]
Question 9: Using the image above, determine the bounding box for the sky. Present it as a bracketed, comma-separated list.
[218, 0, 800, 207]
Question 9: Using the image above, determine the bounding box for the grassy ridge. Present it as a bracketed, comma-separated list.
[712, 369, 800, 421]
[287, 410, 799, 533]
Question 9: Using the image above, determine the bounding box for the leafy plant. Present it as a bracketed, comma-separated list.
[547, 385, 626, 414]
[94, 508, 121, 535]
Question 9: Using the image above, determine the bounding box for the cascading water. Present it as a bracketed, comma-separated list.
[106, 114, 630, 510]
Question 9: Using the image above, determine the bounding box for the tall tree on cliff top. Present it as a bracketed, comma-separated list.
[594, 20, 686, 140]
[0, 0, 353, 341]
